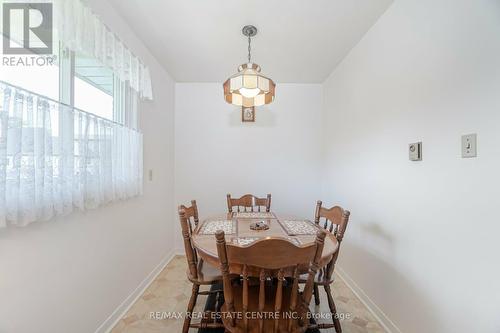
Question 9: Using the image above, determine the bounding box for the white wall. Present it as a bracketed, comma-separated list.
[322, 0, 500, 332]
[175, 83, 323, 250]
[0, 1, 176, 333]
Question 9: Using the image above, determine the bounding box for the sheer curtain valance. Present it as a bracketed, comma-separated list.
[0, 81, 143, 228]
[53, 0, 153, 100]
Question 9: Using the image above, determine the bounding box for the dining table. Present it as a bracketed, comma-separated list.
[192, 211, 339, 272]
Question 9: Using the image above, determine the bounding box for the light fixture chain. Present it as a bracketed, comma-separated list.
[248, 35, 251, 63]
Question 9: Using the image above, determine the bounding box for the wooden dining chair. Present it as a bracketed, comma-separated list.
[178, 200, 225, 333]
[226, 193, 272, 213]
[302, 200, 350, 333]
[215, 230, 326, 333]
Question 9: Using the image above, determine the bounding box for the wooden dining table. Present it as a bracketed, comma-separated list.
[192, 211, 339, 271]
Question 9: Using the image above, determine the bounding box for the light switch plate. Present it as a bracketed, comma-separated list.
[462, 134, 477, 158]
[409, 142, 422, 161]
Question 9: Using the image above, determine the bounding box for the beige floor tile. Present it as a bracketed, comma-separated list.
[111, 255, 386, 333]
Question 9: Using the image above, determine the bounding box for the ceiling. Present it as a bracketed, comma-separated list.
[107, 0, 393, 83]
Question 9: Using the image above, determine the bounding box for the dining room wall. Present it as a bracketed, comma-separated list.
[0, 1, 176, 333]
[321, 0, 500, 332]
[174, 83, 323, 251]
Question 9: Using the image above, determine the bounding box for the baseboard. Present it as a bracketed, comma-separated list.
[336, 266, 402, 333]
[94, 250, 177, 333]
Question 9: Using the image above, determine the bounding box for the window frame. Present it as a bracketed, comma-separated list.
[59, 46, 74, 106]
[59, 45, 123, 124]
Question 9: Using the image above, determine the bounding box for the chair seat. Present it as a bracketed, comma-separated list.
[187, 260, 222, 284]
[221, 282, 309, 333]
[298, 270, 334, 285]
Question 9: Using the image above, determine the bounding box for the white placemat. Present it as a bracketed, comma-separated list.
[234, 212, 275, 219]
[280, 220, 318, 235]
[199, 220, 236, 235]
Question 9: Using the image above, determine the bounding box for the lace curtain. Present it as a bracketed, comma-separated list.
[0, 81, 143, 228]
[53, 0, 153, 100]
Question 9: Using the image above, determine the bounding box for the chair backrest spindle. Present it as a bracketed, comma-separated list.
[227, 194, 272, 213]
[215, 231, 235, 327]
[215, 230, 326, 332]
[258, 269, 266, 333]
[274, 269, 284, 332]
[288, 266, 299, 332]
[242, 264, 249, 332]
[314, 200, 350, 243]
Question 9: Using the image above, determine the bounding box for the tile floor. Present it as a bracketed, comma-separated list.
[111, 256, 385, 333]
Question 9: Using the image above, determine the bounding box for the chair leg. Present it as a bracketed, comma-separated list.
[314, 283, 320, 306]
[217, 289, 225, 312]
[183, 283, 200, 333]
[324, 284, 342, 333]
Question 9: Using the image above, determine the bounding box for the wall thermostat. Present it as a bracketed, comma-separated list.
[409, 142, 422, 161]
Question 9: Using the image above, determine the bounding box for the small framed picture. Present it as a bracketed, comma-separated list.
[242, 106, 255, 122]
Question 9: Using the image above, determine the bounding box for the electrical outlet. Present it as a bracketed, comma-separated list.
[462, 134, 477, 158]
[409, 142, 422, 161]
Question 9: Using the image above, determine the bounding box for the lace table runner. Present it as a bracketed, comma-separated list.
[199, 220, 236, 235]
[280, 220, 318, 236]
[233, 212, 275, 219]
[231, 237, 261, 246]
[230, 236, 301, 247]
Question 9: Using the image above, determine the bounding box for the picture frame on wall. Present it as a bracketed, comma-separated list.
[242, 106, 255, 122]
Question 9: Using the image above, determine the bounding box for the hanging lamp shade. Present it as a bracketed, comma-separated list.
[223, 63, 275, 107]
[223, 26, 275, 107]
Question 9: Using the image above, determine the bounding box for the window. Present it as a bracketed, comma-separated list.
[0, 43, 129, 124]
[74, 52, 114, 121]
[0, 40, 59, 100]
[0, 79, 143, 227]
[0, 0, 146, 228]
[0, 47, 142, 227]
[59, 47, 128, 123]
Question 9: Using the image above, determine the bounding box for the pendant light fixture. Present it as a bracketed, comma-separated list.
[223, 25, 276, 108]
